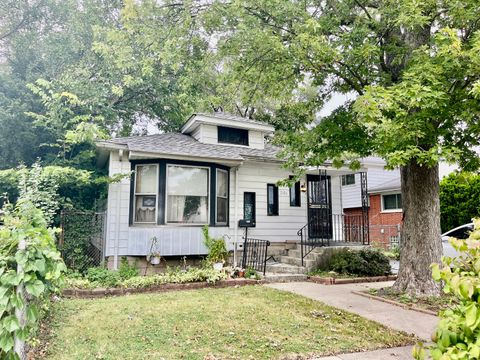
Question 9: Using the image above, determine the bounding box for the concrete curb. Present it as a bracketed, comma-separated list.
[308, 275, 397, 285]
[352, 290, 438, 316]
[62, 278, 261, 298]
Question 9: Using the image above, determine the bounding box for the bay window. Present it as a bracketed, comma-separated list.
[216, 169, 228, 224]
[167, 165, 209, 224]
[134, 164, 158, 223]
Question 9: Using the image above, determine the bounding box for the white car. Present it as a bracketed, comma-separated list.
[442, 223, 474, 258]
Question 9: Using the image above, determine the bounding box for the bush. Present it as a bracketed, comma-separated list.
[86, 267, 121, 287]
[327, 248, 391, 276]
[415, 219, 480, 360]
[202, 225, 228, 264]
[118, 257, 139, 280]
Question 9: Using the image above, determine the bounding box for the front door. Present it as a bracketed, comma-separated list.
[307, 173, 332, 240]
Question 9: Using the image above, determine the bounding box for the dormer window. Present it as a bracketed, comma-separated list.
[218, 126, 249, 146]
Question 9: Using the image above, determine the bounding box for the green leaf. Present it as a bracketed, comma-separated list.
[25, 280, 45, 297]
[465, 304, 478, 329]
[3, 315, 20, 332]
[0, 286, 9, 299]
[0, 332, 14, 352]
[34, 258, 46, 273]
[26, 305, 39, 323]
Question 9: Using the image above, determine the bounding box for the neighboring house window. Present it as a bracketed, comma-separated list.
[218, 126, 249, 146]
[166, 165, 209, 224]
[267, 184, 279, 216]
[244, 192, 256, 222]
[134, 164, 158, 223]
[342, 174, 355, 186]
[216, 169, 228, 224]
[289, 176, 301, 207]
[382, 193, 402, 211]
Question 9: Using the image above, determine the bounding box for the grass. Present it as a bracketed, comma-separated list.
[368, 287, 458, 314]
[39, 286, 415, 360]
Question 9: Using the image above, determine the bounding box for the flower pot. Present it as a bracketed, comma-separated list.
[213, 262, 224, 271]
[150, 256, 161, 265]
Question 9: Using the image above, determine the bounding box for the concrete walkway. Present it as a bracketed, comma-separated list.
[267, 281, 438, 360]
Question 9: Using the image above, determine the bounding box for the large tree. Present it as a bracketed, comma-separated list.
[198, 0, 480, 295]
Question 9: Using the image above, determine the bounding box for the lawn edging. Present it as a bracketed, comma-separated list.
[62, 278, 261, 298]
[352, 290, 438, 316]
[308, 274, 397, 285]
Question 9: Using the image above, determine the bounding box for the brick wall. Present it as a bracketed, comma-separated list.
[344, 194, 402, 249]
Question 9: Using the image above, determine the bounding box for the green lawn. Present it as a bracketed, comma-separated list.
[40, 286, 415, 359]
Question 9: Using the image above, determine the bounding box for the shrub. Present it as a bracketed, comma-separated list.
[0, 201, 66, 358]
[86, 267, 121, 287]
[327, 248, 391, 276]
[202, 225, 228, 264]
[414, 219, 480, 360]
[118, 257, 139, 280]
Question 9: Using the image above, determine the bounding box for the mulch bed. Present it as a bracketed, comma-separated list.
[62, 278, 261, 298]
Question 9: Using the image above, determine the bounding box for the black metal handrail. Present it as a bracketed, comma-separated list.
[298, 213, 370, 266]
[242, 237, 271, 275]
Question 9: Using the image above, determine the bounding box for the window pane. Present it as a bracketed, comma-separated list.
[167, 195, 208, 223]
[167, 166, 208, 196]
[244, 192, 255, 221]
[383, 194, 399, 210]
[218, 126, 249, 146]
[217, 197, 228, 223]
[267, 184, 278, 215]
[396, 194, 402, 209]
[217, 170, 228, 198]
[136, 165, 157, 193]
[342, 174, 355, 186]
[167, 166, 209, 224]
[135, 196, 156, 223]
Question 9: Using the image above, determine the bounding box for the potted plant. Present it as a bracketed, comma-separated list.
[202, 225, 228, 270]
[148, 251, 161, 265]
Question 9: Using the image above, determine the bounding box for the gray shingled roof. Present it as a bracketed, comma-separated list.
[368, 178, 401, 193]
[105, 133, 280, 161]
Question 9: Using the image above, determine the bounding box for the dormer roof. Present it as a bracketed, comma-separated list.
[181, 112, 275, 134]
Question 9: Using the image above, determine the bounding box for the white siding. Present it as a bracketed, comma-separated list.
[342, 166, 400, 209]
[105, 156, 345, 258]
[248, 130, 265, 149]
[198, 124, 218, 144]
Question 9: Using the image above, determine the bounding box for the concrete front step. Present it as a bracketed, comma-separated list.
[287, 249, 317, 260]
[278, 255, 316, 269]
[262, 273, 308, 283]
[265, 262, 307, 274]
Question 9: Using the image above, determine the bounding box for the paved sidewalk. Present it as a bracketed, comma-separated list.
[267, 281, 438, 360]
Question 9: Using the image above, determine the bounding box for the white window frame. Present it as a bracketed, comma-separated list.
[381, 192, 402, 213]
[165, 164, 210, 225]
[216, 168, 228, 225]
[133, 164, 159, 224]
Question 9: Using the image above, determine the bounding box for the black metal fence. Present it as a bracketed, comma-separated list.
[242, 238, 270, 275]
[298, 213, 369, 265]
[59, 210, 106, 273]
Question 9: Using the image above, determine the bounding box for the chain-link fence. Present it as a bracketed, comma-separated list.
[59, 210, 106, 273]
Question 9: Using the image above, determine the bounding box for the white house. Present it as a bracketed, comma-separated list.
[96, 113, 371, 271]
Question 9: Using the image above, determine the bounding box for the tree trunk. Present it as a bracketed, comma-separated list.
[393, 159, 442, 296]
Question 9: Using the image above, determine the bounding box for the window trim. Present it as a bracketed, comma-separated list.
[342, 174, 356, 186]
[165, 164, 211, 225]
[133, 164, 159, 224]
[289, 176, 301, 207]
[217, 126, 249, 146]
[381, 193, 402, 213]
[215, 168, 229, 225]
[267, 183, 279, 216]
